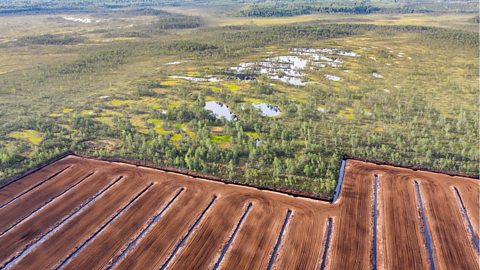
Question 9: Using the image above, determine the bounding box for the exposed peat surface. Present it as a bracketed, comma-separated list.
[320, 218, 334, 270]
[0, 155, 477, 269]
[453, 187, 480, 253]
[415, 181, 436, 270]
[372, 175, 379, 270]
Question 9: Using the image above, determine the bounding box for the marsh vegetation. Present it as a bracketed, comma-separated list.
[0, 0, 478, 198]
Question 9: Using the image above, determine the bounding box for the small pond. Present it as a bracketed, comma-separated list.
[252, 103, 281, 117]
[205, 101, 236, 121]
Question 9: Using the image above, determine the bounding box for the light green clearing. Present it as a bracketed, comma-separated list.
[8, 130, 42, 145]
[211, 135, 231, 144]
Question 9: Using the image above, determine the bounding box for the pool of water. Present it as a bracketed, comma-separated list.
[325, 74, 341, 81]
[204, 101, 236, 121]
[170, 76, 222, 82]
[229, 47, 357, 86]
[252, 103, 281, 117]
[269, 76, 308, 86]
[372, 72, 383, 78]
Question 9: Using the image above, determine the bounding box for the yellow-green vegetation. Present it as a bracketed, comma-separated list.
[0, 1, 478, 198]
[171, 133, 182, 141]
[174, 123, 194, 138]
[110, 99, 136, 107]
[148, 119, 168, 134]
[110, 98, 163, 110]
[8, 130, 43, 145]
[81, 110, 94, 116]
[337, 108, 355, 119]
[224, 83, 240, 92]
[130, 115, 149, 134]
[211, 134, 231, 144]
[245, 132, 260, 139]
[95, 117, 114, 127]
[161, 80, 180, 86]
[101, 110, 123, 117]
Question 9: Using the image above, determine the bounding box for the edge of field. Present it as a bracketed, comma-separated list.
[344, 155, 480, 179]
[0, 151, 74, 190]
[0, 151, 478, 203]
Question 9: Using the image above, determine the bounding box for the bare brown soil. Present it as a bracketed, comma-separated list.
[0, 155, 477, 270]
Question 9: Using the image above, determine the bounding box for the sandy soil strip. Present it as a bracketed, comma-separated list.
[0, 171, 121, 266]
[452, 187, 480, 253]
[9, 176, 146, 270]
[104, 187, 185, 269]
[0, 172, 94, 238]
[320, 218, 333, 269]
[0, 156, 74, 205]
[266, 209, 293, 270]
[56, 183, 154, 269]
[275, 210, 330, 269]
[330, 160, 373, 269]
[219, 199, 286, 269]
[372, 175, 378, 270]
[212, 202, 253, 269]
[64, 186, 185, 269]
[454, 184, 479, 243]
[115, 187, 215, 269]
[381, 174, 428, 269]
[0, 166, 91, 234]
[171, 199, 250, 269]
[159, 196, 218, 269]
[0, 166, 71, 209]
[419, 179, 479, 269]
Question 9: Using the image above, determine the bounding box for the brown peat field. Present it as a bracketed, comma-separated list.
[0, 154, 478, 269]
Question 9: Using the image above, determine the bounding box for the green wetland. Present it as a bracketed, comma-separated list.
[0, 1, 478, 198]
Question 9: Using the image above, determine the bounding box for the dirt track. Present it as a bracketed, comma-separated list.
[0, 155, 477, 269]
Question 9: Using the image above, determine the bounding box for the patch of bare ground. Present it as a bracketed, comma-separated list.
[0, 155, 477, 269]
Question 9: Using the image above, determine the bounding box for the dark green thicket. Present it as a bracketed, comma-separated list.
[1, 0, 477, 16]
[154, 16, 203, 30]
[17, 34, 84, 46]
[238, 4, 383, 17]
[220, 24, 479, 49]
[57, 48, 131, 75]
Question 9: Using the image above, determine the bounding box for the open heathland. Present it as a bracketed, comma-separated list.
[0, 155, 477, 269]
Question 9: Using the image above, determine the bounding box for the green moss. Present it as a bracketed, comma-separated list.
[211, 135, 231, 144]
[8, 130, 42, 145]
[148, 118, 167, 134]
[245, 132, 260, 139]
[81, 110, 94, 116]
[171, 133, 182, 141]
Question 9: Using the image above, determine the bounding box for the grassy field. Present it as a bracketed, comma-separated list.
[0, 5, 478, 198]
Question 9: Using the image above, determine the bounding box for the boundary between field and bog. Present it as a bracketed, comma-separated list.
[343, 155, 479, 179]
[0, 152, 74, 190]
[71, 152, 335, 202]
[1, 152, 478, 204]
